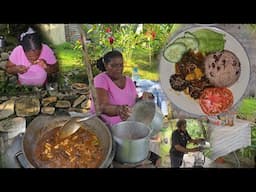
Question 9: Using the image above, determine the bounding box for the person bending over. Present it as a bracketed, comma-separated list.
[6, 27, 58, 86]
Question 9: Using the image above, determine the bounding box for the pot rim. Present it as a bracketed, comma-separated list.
[21, 115, 113, 168]
[111, 121, 152, 141]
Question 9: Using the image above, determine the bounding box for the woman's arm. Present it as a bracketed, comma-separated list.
[174, 144, 200, 153]
[5, 60, 28, 74]
[189, 138, 205, 145]
[96, 88, 131, 120]
[45, 62, 58, 74]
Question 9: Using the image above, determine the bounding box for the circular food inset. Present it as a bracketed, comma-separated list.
[204, 50, 241, 87]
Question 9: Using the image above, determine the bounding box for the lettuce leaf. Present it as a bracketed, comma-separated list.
[192, 29, 225, 54]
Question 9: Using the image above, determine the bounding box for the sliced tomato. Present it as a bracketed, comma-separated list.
[199, 87, 233, 115]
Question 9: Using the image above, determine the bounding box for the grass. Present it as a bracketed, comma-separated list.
[237, 97, 256, 122]
[124, 47, 159, 81]
[53, 43, 84, 73]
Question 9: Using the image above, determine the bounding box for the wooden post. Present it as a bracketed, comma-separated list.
[77, 24, 100, 116]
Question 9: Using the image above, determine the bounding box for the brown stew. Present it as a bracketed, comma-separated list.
[34, 126, 104, 168]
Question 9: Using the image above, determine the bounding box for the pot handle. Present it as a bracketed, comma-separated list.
[148, 127, 154, 138]
[15, 151, 32, 168]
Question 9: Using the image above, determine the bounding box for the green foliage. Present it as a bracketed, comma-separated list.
[81, 24, 173, 63]
[58, 42, 74, 50]
[52, 24, 174, 81]
[53, 42, 83, 73]
[81, 24, 173, 80]
[81, 24, 141, 64]
[0, 83, 39, 96]
[237, 124, 256, 160]
[159, 119, 177, 157]
[234, 97, 256, 160]
[141, 24, 174, 56]
[237, 97, 256, 122]
[186, 119, 204, 138]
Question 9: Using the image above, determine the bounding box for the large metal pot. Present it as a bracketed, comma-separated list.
[16, 115, 114, 168]
[111, 121, 151, 164]
[128, 101, 163, 139]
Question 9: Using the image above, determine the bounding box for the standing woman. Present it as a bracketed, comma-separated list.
[90, 50, 153, 127]
[170, 119, 204, 168]
[5, 27, 58, 86]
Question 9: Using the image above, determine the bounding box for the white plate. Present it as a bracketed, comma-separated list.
[159, 26, 250, 116]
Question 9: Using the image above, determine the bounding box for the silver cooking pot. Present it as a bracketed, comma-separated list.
[16, 115, 114, 168]
[149, 106, 164, 138]
[111, 121, 152, 164]
[128, 100, 164, 139]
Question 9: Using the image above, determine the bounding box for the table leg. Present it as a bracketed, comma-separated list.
[232, 152, 240, 168]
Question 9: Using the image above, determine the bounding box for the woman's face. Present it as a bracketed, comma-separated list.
[25, 49, 41, 64]
[177, 121, 187, 132]
[105, 57, 124, 80]
[180, 122, 187, 132]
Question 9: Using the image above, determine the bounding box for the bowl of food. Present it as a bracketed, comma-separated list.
[17, 115, 114, 168]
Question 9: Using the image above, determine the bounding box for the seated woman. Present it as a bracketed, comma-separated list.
[90, 50, 153, 127]
[5, 27, 58, 86]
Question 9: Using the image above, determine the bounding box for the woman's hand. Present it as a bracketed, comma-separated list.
[117, 105, 132, 121]
[16, 65, 29, 74]
[141, 92, 154, 100]
[192, 138, 205, 145]
[6, 61, 28, 75]
[34, 59, 48, 70]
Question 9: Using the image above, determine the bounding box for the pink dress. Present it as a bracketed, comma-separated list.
[90, 72, 137, 127]
[9, 44, 57, 86]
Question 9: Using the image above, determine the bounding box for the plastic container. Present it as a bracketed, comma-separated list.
[19, 64, 47, 86]
[161, 100, 168, 116]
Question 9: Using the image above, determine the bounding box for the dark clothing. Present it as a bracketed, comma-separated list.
[170, 155, 183, 168]
[170, 129, 191, 167]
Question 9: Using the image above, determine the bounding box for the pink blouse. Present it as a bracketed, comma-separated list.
[90, 72, 137, 127]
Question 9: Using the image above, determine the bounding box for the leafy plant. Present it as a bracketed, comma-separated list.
[54, 24, 175, 81]
[237, 97, 256, 122]
[237, 124, 256, 160]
